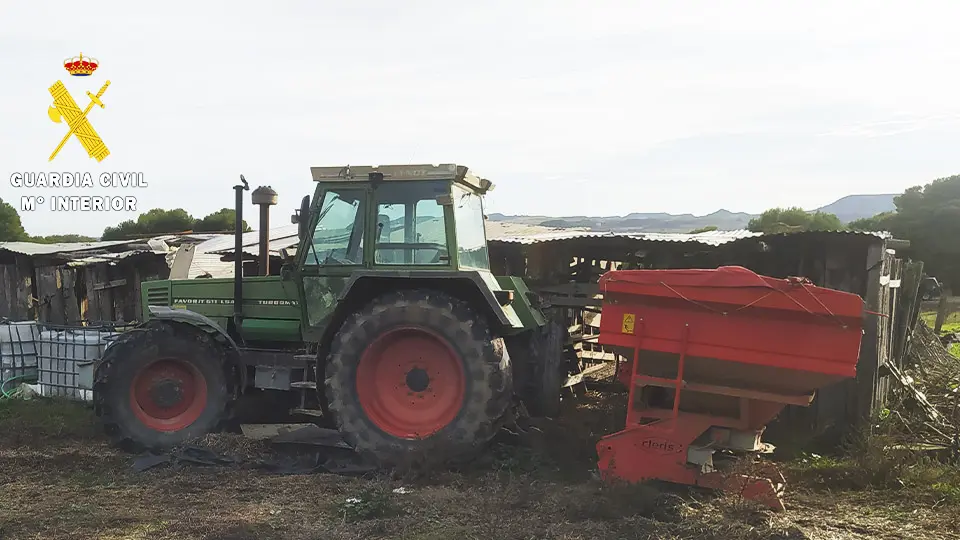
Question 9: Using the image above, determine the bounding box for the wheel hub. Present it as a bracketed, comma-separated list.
[405, 367, 430, 393]
[355, 326, 466, 439]
[150, 379, 184, 408]
[130, 358, 208, 432]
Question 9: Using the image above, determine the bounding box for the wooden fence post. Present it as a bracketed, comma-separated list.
[934, 295, 949, 334]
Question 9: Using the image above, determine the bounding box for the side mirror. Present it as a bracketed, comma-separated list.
[296, 195, 310, 240]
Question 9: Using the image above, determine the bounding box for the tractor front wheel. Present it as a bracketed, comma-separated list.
[94, 323, 232, 451]
[324, 289, 512, 465]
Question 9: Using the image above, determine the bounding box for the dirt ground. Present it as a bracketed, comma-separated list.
[1, 390, 959, 540]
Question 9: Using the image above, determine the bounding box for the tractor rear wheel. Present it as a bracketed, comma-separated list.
[324, 289, 512, 465]
[508, 319, 568, 418]
[94, 322, 232, 451]
[524, 320, 567, 417]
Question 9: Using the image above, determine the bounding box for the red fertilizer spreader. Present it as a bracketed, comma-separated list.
[594, 266, 864, 510]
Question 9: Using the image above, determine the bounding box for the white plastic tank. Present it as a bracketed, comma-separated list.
[0, 322, 40, 384]
[38, 329, 117, 401]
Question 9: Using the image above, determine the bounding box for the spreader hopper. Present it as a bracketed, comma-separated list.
[594, 266, 865, 509]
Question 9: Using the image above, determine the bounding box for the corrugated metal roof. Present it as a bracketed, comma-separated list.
[489, 230, 612, 244]
[163, 248, 236, 279]
[200, 224, 300, 256]
[0, 240, 132, 255]
[491, 229, 762, 246]
[150, 233, 225, 246]
[65, 250, 155, 266]
[624, 229, 763, 246]
[489, 228, 893, 247]
[188, 253, 235, 279]
[1, 238, 171, 266]
[754, 229, 892, 239]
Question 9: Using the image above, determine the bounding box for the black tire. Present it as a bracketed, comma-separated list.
[323, 289, 512, 465]
[513, 320, 567, 417]
[94, 322, 232, 452]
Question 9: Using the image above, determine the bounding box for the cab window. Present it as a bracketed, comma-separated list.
[452, 185, 489, 270]
[374, 182, 449, 265]
[304, 188, 365, 265]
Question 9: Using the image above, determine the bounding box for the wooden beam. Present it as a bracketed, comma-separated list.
[851, 242, 884, 427]
[536, 283, 601, 296]
[93, 279, 128, 291]
[562, 363, 609, 388]
[543, 296, 603, 308]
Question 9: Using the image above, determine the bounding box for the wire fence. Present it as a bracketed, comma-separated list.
[0, 319, 136, 401]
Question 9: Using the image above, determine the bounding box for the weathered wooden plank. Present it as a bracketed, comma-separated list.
[0, 266, 11, 318]
[83, 267, 100, 322]
[60, 267, 81, 324]
[578, 350, 619, 361]
[537, 283, 601, 296]
[0, 259, 35, 320]
[35, 266, 64, 324]
[131, 265, 143, 322]
[111, 266, 125, 323]
[562, 362, 610, 388]
[849, 242, 884, 428]
[543, 296, 603, 308]
[90, 266, 113, 323]
[892, 261, 923, 366]
[93, 279, 128, 291]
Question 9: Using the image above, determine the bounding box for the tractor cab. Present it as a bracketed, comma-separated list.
[286, 164, 521, 343]
[290, 164, 493, 272]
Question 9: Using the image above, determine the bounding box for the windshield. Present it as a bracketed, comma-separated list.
[453, 185, 489, 270]
[306, 188, 365, 265]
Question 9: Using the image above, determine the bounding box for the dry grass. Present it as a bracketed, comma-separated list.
[1, 391, 960, 539]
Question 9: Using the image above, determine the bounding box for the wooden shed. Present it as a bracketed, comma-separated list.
[0, 240, 171, 324]
[488, 229, 921, 445]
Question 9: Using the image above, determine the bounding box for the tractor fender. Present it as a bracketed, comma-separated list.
[335, 271, 520, 331]
[147, 306, 242, 352]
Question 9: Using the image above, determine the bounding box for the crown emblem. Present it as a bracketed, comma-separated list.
[63, 53, 99, 76]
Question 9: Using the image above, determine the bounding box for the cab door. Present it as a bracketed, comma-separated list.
[296, 184, 369, 339]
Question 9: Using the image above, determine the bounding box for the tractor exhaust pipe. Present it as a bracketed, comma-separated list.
[251, 186, 278, 276]
[233, 175, 250, 329]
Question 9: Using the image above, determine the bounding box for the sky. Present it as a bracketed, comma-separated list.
[1, 1, 959, 237]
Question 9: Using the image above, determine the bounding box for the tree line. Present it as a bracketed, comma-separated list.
[694, 174, 958, 291]
[0, 202, 250, 243]
[1, 174, 958, 289]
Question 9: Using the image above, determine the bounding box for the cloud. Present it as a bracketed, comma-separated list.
[2, 1, 959, 236]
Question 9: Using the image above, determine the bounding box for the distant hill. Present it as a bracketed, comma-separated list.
[487, 194, 897, 233]
[813, 194, 897, 223]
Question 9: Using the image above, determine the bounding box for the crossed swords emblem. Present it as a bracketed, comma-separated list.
[47, 79, 111, 162]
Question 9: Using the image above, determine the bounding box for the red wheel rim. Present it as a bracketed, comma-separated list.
[129, 359, 208, 432]
[355, 326, 466, 439]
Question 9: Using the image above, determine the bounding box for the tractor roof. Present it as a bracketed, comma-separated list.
[309, 164, 493, 194]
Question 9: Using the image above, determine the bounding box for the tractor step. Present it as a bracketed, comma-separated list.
[290, 381, 317, 389]
[290, 408, 325, 417]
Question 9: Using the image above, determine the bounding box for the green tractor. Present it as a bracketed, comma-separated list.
[94, 164, 567, 464]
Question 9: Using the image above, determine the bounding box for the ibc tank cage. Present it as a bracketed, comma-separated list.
[0, 320, 137, 401]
